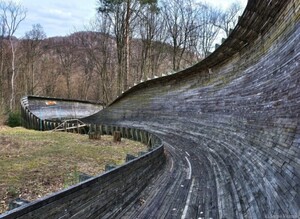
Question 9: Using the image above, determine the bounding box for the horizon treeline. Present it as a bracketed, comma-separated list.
[0, 0, 242, 113]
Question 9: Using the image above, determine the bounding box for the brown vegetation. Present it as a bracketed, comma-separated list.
[0, 0, 242, 114]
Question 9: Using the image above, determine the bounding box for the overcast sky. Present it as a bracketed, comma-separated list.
[11, 0, 247, 38]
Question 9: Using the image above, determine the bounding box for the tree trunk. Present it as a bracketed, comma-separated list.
[0, 42, 4, 107]
[9, 38, 15, 110]
[113, 131, 121, 142]
[124, 0, 131, 91]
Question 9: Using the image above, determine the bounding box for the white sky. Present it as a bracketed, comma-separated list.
[201, 0, 247, 10]
[11, 0, 247, 38]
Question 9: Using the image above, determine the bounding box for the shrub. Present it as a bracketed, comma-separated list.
[6, 111, 21, 127]
[7, 186, 19, 198]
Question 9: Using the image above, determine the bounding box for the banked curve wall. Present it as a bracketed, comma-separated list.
[83, 0, 300, 217]
[20, 95, 103, 130]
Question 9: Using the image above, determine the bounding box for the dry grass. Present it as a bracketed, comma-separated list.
[0, 126, 147, 214]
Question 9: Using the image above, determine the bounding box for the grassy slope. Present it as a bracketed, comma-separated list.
[0, 126, 147, 214]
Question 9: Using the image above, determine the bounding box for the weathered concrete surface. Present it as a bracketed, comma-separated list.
[20, 96, 103, 130]
[83, 0, 300, 218]
[23, 95, 103, 120]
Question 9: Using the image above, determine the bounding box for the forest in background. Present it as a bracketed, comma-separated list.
[0, 0, 242, 118]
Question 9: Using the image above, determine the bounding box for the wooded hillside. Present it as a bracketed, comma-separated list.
[0, 31, 196, 109]
[0, 0, 242, 113]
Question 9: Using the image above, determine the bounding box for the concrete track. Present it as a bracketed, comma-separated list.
[83, 0, 300, 218]
[23, 96, 102, 121]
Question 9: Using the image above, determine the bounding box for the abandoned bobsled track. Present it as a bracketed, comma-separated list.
[20, 95, 103, 131]
[2, 0, 300, 218]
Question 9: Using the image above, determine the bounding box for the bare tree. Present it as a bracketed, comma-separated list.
[214, 2, 242, 37]
[136, 3, 161, 80]
[0, 39, 10, 108]
[56, 36, 78, 98]
[87, 15, 118, 104]
[195, 3, 220, 57]
[97, 0, 158, 93]
[98, 0, 129, 94]
[161, 0, 199, 71]
[38, 56, 60, 97]
[0, 0, 26, 110]
[0, 10, 6, 107]
[21, 24, 46, 95]
[73, 32, 95, 101]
